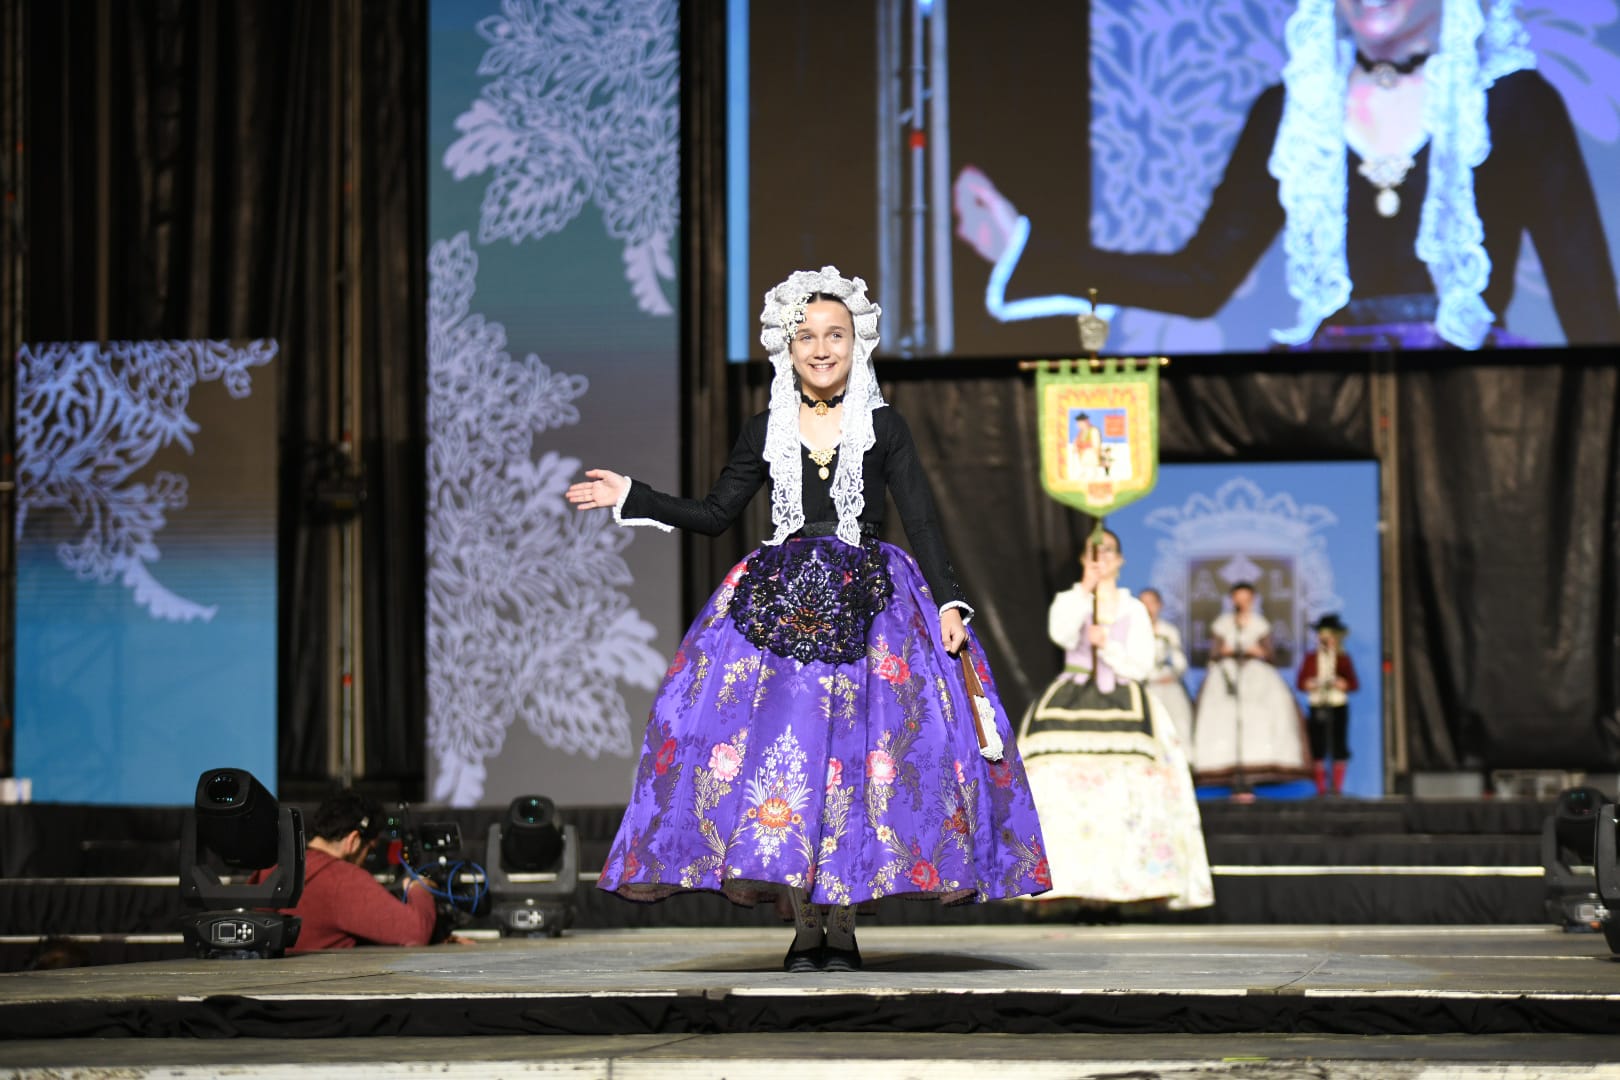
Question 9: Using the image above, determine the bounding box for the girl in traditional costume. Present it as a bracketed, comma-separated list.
[1140, 587, 1196, 765]
[568, 267, 1049, 972]
[1297, 613, 1360, 795]
[1019, 533, 1212, 910]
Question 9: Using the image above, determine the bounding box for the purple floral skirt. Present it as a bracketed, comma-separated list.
[598, 538, 1050, 907]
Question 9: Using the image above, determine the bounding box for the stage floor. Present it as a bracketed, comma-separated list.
[3, 923, 1620, 1047]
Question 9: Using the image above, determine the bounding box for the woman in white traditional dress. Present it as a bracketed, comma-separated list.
[1192, 582, 1312, 792]
[1019, 532, 1213, 910]
[1140, 587, 1195, 765]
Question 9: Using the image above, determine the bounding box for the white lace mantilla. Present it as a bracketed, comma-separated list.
[426, 232, 667, 806]
[16, 339, 276, 622]
[442, 0, 679, 317]
[757, 266, 885, 549]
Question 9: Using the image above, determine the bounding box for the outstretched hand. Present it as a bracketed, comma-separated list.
[940, 607, 967, 656]
[567, 468, 629, 511]
[953, 165, 1021, 264]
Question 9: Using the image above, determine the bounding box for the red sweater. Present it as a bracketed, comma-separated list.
[1296, 650, 1359, 693]
[253, 848, 436, 953]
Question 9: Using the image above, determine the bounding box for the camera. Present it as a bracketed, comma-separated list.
[369, 806, 484, 939]
[364, 805, 462, 872]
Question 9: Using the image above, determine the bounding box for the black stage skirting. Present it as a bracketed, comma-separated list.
[5, 989, 1620, 1040]
[0, 797, 1560, 955]
[2, 798, 1557, 876]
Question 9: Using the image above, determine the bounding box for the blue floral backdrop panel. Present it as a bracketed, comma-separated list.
[429, 0, 682, 807]
[1108, 461, 1383, 797]
[14, 341, 279, 804]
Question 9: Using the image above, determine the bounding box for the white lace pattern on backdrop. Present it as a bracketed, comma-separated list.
[443, 0, 680, 316]
[16, 340, 276, 623]
[426, 233, 666, 806]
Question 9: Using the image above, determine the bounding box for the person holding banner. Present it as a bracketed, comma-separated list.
[567, 266, 1049, 973]
[1193, 583, 1313, 792]
[953, 0, 1620, 350]
[1018, 531, 1212, 911]
[1140, 587, 1196, 764]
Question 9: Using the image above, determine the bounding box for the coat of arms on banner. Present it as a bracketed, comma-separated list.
[1036, 358, 1161, 516]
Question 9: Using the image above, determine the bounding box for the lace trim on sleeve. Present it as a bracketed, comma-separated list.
[611, 477, 673, 532]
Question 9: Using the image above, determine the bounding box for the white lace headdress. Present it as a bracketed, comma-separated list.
[758, 266, 885, 548]
[1269, 0, 1535, 349]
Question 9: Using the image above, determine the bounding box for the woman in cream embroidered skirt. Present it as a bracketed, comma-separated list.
[597, 536, 1051, 907]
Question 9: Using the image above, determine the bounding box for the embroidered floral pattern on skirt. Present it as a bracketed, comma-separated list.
[599, 538, 1050, 907]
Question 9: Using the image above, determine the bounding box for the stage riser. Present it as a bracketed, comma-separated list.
[0, 796, 1565, 969]
[1, 800, 1562, 878]
[0, 869, 1551, 972]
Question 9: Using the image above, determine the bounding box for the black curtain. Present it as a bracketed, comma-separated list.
[872, 360, 1378, 737]
[896, 356, 1620, 774]
[19, 0, 427, 790]
[1398, 360, 1620, 769]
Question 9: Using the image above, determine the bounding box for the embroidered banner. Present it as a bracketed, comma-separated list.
[1035, 358, 1161, 516]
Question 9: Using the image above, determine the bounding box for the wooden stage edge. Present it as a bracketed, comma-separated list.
[3, 924, 1620, 1044]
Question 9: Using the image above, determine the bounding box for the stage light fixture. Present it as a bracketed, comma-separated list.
[178, 768, 305, 958]
[486, 794, 577, 938]
[1541, 785, 1609, 933]
[502, 795, 565, 871]
[1593, 800, 1620, 954]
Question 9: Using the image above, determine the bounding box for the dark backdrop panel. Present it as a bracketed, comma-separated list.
[20, 0, 427, 787]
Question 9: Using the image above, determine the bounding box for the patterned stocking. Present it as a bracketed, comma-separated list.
[826, 904, 857, 951]
[788, 889, 823, 951]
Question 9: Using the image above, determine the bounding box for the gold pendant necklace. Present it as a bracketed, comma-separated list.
[807, 446, 837, 481]
[799, 390, 845, 417]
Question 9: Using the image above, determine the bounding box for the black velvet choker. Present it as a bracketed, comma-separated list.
[1355, 50, 1430, 88]
[799, 390, 846, 415]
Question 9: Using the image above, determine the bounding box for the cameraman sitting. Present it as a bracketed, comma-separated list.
[253, 790, 436, 953]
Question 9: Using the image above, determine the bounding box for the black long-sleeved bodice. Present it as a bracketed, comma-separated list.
[620, 407, 967, 607]
[1012, 69, 1620, 343]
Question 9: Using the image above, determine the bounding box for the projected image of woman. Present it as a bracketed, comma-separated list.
[567, 267, 1049, 973]
[954, 0, 1620, 351]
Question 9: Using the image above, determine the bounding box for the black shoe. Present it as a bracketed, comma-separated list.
[821, 941, 862, 972]
[783, 944, 825, 973]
